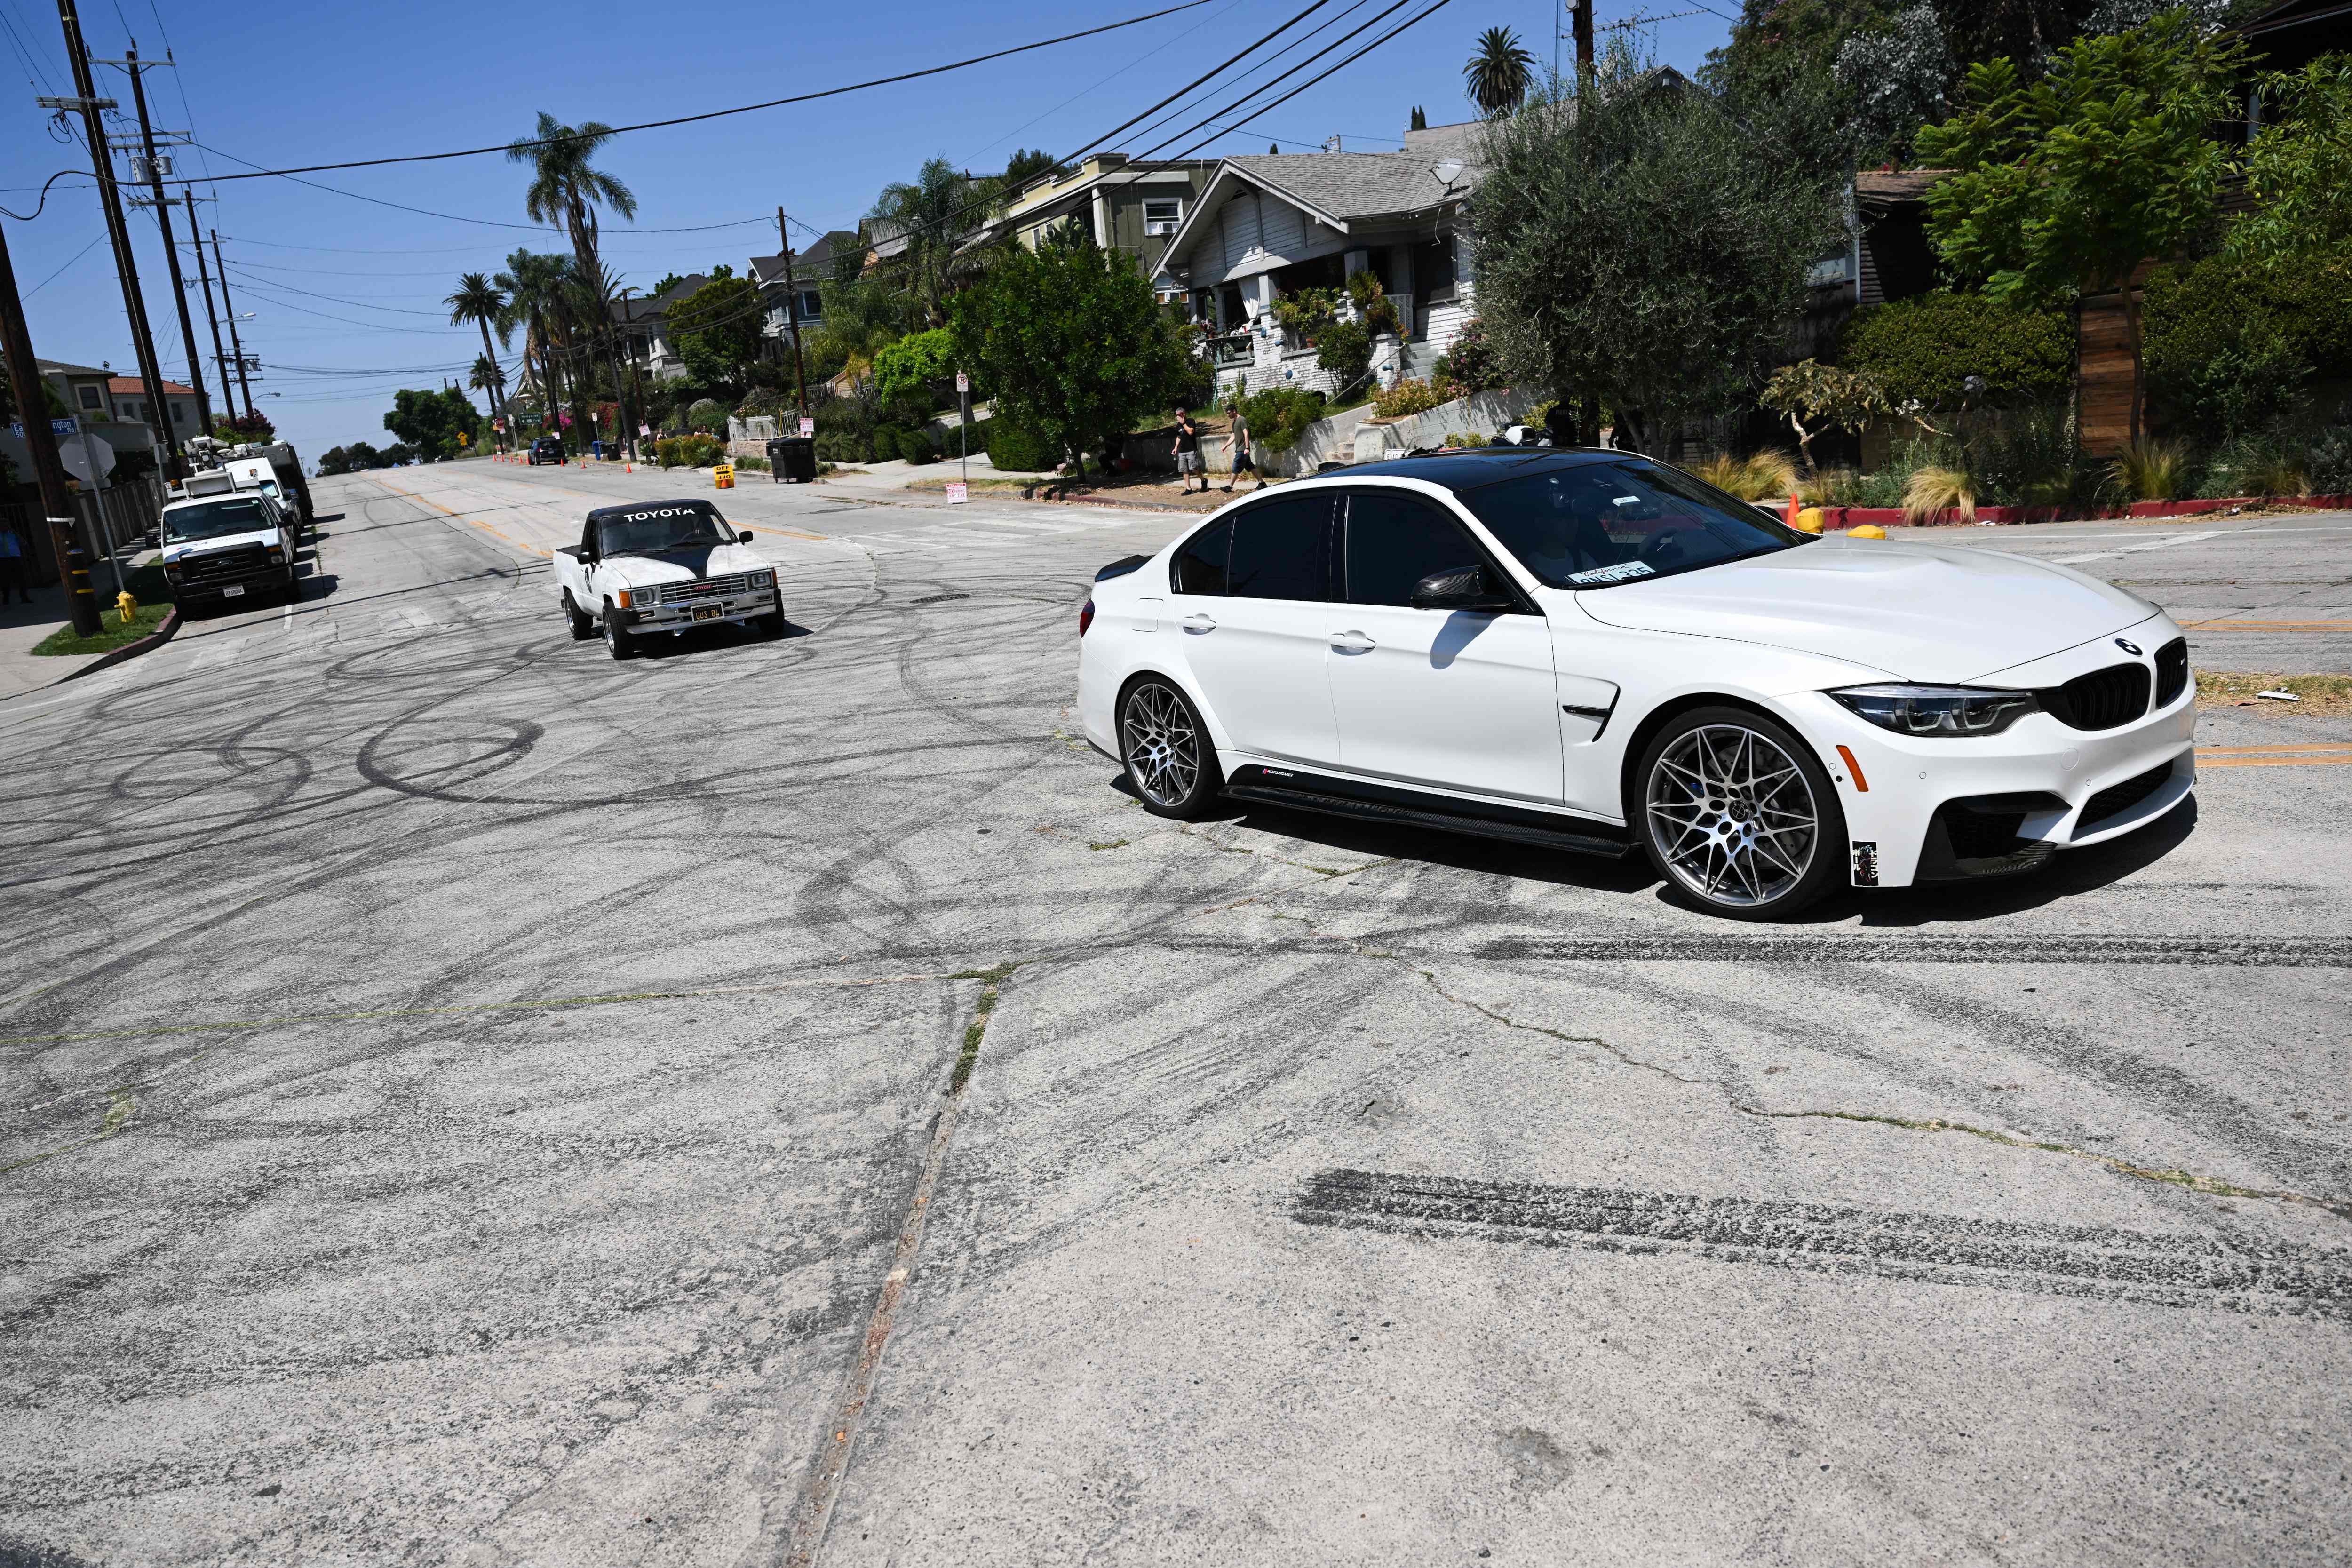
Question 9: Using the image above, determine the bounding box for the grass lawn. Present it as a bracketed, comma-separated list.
[31, 560, 175, 657]
[2196, 671, 2352, 716]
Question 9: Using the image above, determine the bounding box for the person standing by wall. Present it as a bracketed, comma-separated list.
[1171, 406, 1204, 494]
[0, 518, 32, 604]
[1221, 401, 1262, 493]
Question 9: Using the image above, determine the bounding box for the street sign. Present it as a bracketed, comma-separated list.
[955, 371, 969, 395]
[798, 416, 815, 438]
[57, 432, 116, 487]
[7, 418, 77, 437]
[946, 481, 968, 505]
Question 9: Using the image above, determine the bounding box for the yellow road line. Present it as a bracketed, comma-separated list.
[374, 478, 553, 558]
[2198, 747, 2352, 768]
[2199, 743, 2352, 754]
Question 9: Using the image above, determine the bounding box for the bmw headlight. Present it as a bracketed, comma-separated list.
[1829, 684, 2037, 736]
[750, 570, 775, 589]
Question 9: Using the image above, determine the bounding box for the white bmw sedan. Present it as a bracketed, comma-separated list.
[1074, 450, 2195, 919]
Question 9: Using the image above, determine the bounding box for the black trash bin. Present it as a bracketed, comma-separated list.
[769, 436, 818, 484]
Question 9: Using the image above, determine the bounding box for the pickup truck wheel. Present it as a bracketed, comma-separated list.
[563, 591, 595, 641]
[755, 604, 786, 638]
[602, 606, 636, 661]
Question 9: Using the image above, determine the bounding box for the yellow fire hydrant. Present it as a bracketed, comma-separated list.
[116, 589, 140, 627]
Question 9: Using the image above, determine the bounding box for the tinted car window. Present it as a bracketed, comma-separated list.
[594, 502, 734, 556]
[1226, 495, 1333, 601]
[1172, 516, 1232, 595]
[1343, 492, 1486, 607]
[1456, 459, 1809, 589]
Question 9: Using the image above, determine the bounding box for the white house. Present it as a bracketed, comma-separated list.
[1156, 120, 1486, 399]
[748, 230, 858, 360]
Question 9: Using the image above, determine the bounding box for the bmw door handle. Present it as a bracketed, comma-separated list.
[1180, 613, 1217, 633]
[1329, 629, 1376, 653]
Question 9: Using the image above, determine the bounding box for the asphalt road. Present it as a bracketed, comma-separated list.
[1, 466, 2347, 1567]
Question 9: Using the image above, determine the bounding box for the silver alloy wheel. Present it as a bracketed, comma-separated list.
[1121, 682, 1200, 808]
[1646, 723, 1819, 907]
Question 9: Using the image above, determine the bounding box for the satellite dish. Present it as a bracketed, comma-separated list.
[1432, 159, 1466, 186]
[57, 432, 116, 486]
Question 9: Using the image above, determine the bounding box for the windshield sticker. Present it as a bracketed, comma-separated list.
[1613, 495, 1641, 506]
[1567, 561, 1656, 585]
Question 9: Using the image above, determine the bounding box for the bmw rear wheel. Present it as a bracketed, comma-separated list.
[1120, 677, 1221, 819]
[1638, 708, 1844, 919]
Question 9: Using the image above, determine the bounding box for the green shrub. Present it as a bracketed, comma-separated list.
[869, 426, 902, 462]
[985, 420, 1062, 472]
[814, 430, 869, 464]
[874, 328, 958, 403]
[735, 454, 770, 472]
[1838, 291, 2072, 406]
[899, 427, 938, 465]
[1314, 319, 1371, 390]
[2143, 252, 2352, 437]
[684, 397, 734, 431]
[1431, 318, 1502, 392]
[2195, 433, 2308, 498]
[2307, 424, 2352, 493]
[1237, 387, 1327, 454]
[1370, 377, 1454, 420]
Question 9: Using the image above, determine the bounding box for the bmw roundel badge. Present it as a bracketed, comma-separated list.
[2114, 637, 2143, 656]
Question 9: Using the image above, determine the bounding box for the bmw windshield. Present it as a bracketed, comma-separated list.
[163, 498, 273, 543]
[1455, 458, 1812, 589]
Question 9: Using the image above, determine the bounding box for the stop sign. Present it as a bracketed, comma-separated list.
[57, 432, 116, 486]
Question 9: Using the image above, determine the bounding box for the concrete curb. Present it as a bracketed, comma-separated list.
[58, 605, 182, 684]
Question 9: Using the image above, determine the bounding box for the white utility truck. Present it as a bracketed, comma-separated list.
[159, 486, 300, 607]
[551, 499, 783, 660]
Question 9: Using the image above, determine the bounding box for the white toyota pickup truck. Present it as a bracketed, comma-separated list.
[552, 499, 784, 659]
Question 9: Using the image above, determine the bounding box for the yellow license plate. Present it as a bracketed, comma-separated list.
[693, 604, 723, 622]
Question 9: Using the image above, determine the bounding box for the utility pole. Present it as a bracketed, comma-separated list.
[187, 190, 229, 417]
[211, 230, 253, 420]
[776, 207, 809, 417]
[104, 45, 212, 435]
[48, 0, 183, 481]
[1573, 0, 1594, 81]
[0, 214, 103, 634]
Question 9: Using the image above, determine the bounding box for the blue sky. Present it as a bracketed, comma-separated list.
[0, 0, 1736, 459]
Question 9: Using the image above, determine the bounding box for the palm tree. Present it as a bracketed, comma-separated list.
[509, 114, 636, 449]
[1464, 27, 1535, 117]
[495, 249, 578, 450]
[445, 271, 512, 447]
[868, 157, 1007, 329]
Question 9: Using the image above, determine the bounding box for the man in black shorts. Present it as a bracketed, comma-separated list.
[1221, 401, 1262, 493]
[1172, 406, 1205, 493]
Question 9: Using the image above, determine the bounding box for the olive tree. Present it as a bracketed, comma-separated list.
[1470, 76, 1845, 452]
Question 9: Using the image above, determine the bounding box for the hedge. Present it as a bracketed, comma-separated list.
[985, 420, 1062, 472]
[2144, 249, 2352, 434]
[1838, 290, 2071, 406]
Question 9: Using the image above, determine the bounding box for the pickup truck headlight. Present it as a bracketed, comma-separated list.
[1829, 684, 2037, 737]
[617, 589, 639, 609]
[267, 549, 286, 564]
[750, 570, 775, 589]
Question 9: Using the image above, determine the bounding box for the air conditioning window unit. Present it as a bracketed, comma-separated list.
[1144, 220, 1176, 236]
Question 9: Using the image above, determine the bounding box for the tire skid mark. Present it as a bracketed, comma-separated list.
[1293, 1169, 2352, 1320]
[1478, 934, 2352, 965]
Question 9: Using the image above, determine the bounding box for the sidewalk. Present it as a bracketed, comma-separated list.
[0, 546, 156, 700]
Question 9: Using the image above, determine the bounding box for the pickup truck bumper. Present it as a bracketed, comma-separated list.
[173, 566, 293, 603]
[621, 588, 780, 631]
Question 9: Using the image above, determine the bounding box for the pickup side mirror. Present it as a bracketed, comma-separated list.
[738, 529, 753, 544]
[1409, 565, 1513, 613]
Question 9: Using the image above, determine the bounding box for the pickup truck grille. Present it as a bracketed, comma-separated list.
[175, 544, 269, 581]
[652, 573, 754, 605]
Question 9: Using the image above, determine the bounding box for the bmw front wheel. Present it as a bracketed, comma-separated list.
[1637, 707, 1845, 919]
[1120, 677, 1221, 819]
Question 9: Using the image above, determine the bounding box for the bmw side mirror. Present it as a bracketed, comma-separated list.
[738, 530, 753, 543]
[1409, 565, 1512, 613]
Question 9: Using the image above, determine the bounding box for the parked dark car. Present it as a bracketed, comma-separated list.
[528, 437, 564, 466]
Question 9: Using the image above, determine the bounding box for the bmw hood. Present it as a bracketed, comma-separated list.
[599, 541, 765, 587]
[1570, 536, 2157, 684]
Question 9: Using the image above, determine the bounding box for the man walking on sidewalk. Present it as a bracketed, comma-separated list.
[1172, 406, 1205, 494]
[1221, 401, 1262, 493]
[0, 520, 32, 605]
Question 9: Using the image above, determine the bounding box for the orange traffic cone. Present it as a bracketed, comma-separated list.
[1783, 492, 1799, 527]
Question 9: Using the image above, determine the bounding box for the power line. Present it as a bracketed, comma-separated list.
[1112, 0, 1380, 158]
[968, 0, 1250, 161]
[164, 1, 1220, 187]
[1165, 0, 1454, 158]
[23, 229, 104, 296]
[218, 261, 453, 314]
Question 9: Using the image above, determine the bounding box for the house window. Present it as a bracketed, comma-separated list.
[173, 402, 188, 425]
[799, 290, 822, 319]
[1143, 197, 1182, 236]
[78, 385, 102, 410]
